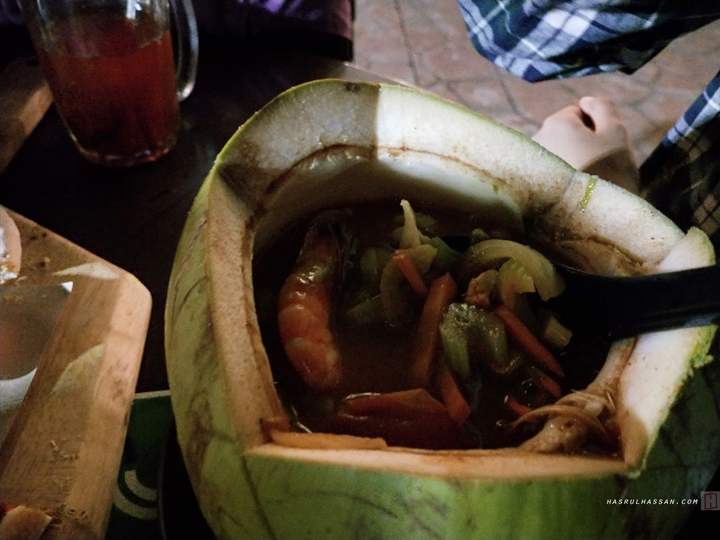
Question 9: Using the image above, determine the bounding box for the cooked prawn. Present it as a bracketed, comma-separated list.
[277, 222, 342, 390]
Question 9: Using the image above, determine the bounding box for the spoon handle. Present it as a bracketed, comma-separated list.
[554, 265, 720, 340]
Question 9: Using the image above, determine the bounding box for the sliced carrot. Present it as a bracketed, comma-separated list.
[393, 250, 429, 296]
[411, 273, 458, 388]
[505, 395, 537, 423]
[334, 408, 473, 450]
[342, 388, 447, 417]
[494, 305, 565, 378]
[537, 372, 562, 399]
[525, 365, 562, 399]
[438, 361, 471, 424]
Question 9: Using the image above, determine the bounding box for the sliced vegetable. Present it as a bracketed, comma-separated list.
[524, 365, 562, 400]
[469, 228, 490, 245]
[379, 259, 414, 326]
[429, 236, 460, 274]
[360, 247, 393, 294]
[470, 310, 511, 376]
[497, 259, 535, 309]
[380, 244, 437, 325]
[542, 315, 573, 349]
[392, 211, 439, 236]
[411, 273, 457, 388]
[438, 361, 472, 424]
[394, 250, 429, 296]
[342, 388, 447, 417]
[342, 243, 388, 309]
[440, 303, 512, 377]
[465, 269, 498, 309]
[468, 269, 498, 296]
[496, 258, 543, 332]
[336, 388, 473, 449]
[505, 395, 537, 423]
[399, 199, 432, 249]
[537, 371, 562, 400]
[346, 294, 386, 326]
[440, 319, 471, 380]
[457, 239, 565, 300]
[497, 349, 526, 379]
[407, 244, 438, 274]
[414, 212, 439, 236]
[494, 305, 564, 378]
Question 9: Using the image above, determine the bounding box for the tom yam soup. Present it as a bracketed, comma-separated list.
[253, 199, 616, 453]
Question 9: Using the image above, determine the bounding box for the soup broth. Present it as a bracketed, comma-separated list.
[254, 200, 612, 451]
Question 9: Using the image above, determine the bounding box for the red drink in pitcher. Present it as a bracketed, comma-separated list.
[35, 9, 180, 166]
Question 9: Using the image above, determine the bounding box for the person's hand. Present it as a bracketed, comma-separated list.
[532, 97, 640, 193]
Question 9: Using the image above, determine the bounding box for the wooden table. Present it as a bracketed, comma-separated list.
[0, 42, 393, 392]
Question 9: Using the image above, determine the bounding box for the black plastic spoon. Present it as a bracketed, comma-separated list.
[547, 264, 720, 340]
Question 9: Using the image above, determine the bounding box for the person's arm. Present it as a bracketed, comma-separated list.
[457, 2, 719, 193]
[531, 96, 640, 193]
[457, 1, 719, 82]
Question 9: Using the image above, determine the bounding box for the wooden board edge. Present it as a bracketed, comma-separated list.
[0, 211, 152, 539]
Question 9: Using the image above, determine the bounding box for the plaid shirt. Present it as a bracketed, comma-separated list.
[458, 1, 720, 250]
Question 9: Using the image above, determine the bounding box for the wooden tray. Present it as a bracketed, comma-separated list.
[0, 211, 152, 539]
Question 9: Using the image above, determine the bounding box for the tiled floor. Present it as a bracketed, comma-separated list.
[353, 0, 720, 165]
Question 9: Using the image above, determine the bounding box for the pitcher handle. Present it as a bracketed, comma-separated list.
[169, 0, 199, 102]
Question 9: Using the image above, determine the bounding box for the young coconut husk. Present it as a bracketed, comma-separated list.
[165, 80, 718, 540]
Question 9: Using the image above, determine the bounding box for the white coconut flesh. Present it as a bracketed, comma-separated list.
[0, 206, 22, 283]
[166, 80, 718, 538]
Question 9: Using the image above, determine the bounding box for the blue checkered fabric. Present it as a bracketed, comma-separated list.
[458, 1, 720, 249]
